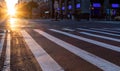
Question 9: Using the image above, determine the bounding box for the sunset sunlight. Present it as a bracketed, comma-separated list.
[5, 0, 18, 17]
[9, 18, 16, 28]
[0, 0, 120, 71]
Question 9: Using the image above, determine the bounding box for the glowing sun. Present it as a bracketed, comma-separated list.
[5, 0, 18, 16]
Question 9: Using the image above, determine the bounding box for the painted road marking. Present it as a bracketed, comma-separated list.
[49, 29, 120, 52]
[62, 28, 75, 32]
[0, 31, 5, 57]
[3, 31, 10, 71]
[77, 28, 120, 37]
[34, 29, 120, 71]
[79, 32, 120, 42]
[21, 30, 64, 71]
[91, 28, 120, 34]
[112, 29, 120, 31]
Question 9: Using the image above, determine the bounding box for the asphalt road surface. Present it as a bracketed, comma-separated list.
[0, 18, 120, 71]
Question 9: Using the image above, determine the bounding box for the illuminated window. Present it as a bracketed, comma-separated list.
[62, 7, 65, 10]
[93, 3, 101, 8]
[76, 3, 80, 8]
[112, 4, 119, 8]
[68, 5, 72, 10]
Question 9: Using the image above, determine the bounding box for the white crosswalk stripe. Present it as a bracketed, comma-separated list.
[0, 30, 6, 57]
[90, 28, 120, 34]
[2, 28, 120, 71]
[21, 30, 64, 71]
[77, 28, 120, 37]
[112, 29, 120, 31]
[79, 32, 120, 42]
[62, 28, 75, 32]
[3, 31, 10, 71]
[34, 29, 120, 71]
[49, 29, 120, 52]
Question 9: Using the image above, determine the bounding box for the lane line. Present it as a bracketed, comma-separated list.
[77, 28, 120, 37]
[79, 32, 120, 42]
[34, 29, 120, 71]
[91, 28, 120, 34]
[115, 28, 120, 30]
[99, 28, 119, 31]
[3, 31, 10, 71]
[112, 29, 120, 31]
[0, 31, 6, 57]
[21, 30, 64, 71]
[62, 28, 75, 32]
[0, 33, 5, 35]
[49, 29, 120, 52]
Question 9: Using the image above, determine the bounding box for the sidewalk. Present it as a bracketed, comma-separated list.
[62, 19, 120, 24]
[93, 20, 120, 24]
[28, 18, 120, 28]
[32, 19, 120, 24]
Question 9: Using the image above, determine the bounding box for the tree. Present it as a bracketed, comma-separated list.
[38, 1, 50, 18]
[16, 2, 29, 18]
[27, 1, 39, 18]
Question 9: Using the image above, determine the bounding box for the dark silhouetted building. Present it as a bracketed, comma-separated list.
[50, 0, 120, 20]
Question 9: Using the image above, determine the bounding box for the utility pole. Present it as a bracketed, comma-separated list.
[104, 0, 110, 21]
[50, 0, 54, 18]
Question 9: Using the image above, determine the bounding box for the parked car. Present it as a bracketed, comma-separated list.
[114, 16, 120, 21]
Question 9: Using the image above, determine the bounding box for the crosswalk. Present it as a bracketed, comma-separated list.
[2, 32, 10, 71]
[34, 29, 120, 71]
[79, 32, 120, 42]
[90, 28, 120, 34]
[50, 29, 120, 52]
[77, 28, 120, 37]
[21, 30, 64, 71]
[0, 30, 6, 57]
[1, 28, 120, 71]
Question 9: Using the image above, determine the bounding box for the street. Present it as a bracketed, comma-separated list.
[0, 18, 120, 71]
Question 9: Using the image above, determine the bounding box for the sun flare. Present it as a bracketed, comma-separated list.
[5, 0, 18, 17]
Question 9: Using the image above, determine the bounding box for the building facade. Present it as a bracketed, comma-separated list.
[50, 0, 120, 20]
